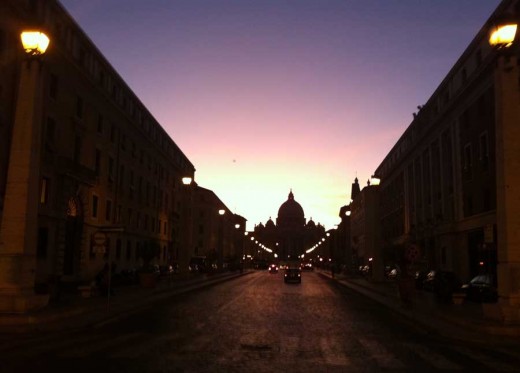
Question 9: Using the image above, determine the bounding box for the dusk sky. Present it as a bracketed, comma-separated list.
[60, 0, 499, 231]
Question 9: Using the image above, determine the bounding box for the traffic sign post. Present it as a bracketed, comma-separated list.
[92, 231, 107, 254]
[405, 244, 420, 263]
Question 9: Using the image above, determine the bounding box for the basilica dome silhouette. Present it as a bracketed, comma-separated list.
[277, 190, 304, 221]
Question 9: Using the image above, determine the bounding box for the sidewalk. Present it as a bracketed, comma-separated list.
[0, 270, 252, 334]
[318, 270, 520, 345]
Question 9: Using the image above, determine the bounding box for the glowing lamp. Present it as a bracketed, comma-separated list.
[235, 224, 240, 229]
[489, 23, 518, 48]
[218, 209, 225, 215]
[21, 31, 50, 55]
[182, 177, 192, 185]
[345, 210, 351, 216]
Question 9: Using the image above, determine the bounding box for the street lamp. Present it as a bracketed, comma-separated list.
[0, 30, 51, 313]
[487, 14, 520, 322]
[489, 22, 517, 48]
[21, 31, 50, 56]
[218, 209, 226, 270]
[180, 175, 195, 272]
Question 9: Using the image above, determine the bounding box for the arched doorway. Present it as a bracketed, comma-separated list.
[63, 197, 83, 276]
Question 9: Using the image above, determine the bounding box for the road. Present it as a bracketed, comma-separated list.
[1, 270, 519, 372]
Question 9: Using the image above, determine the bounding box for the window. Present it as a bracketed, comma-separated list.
[40, 177, 49, 204]
[97, 114, 103, 134]
[74, 136, 82, 164]
[127, 208, 133, 226]
[110, 124, 116, 143]
[49, 73, 58, 100]
[45, 117, 55, 149]
[464, 143, 472, 171]
[116, 239, 122, 260]
[106, 199, 112, 222]
[92, 195, 99, 218]
[108, 156, 114, 182]
[0, 29, 5, 55]
[126, 241, 132, 260]
[94, 149, 101, 176]
[475, 49, 482, 66]
[76, 95, 83, 119]
[119, 165, 125, 190]
[479, 132, 489, 160]
[37, 227, 49, 259]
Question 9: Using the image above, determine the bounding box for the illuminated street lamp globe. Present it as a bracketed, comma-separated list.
[182, 177, 192, 185]
[21, 31, 50, 56]
[489, 21, 518, 48]
[218, 209, 225, 216]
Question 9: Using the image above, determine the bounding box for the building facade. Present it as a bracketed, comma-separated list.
[350, 178, 382, 280]
[190, 185, 245, 269]
[374, 0, 520, 321]
[0, 0, 197, 313]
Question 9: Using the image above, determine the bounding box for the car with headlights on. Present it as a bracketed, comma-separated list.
[269, 264, 279, 274]
[284, 268, 301, 283]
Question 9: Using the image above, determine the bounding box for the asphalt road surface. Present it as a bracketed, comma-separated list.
[1, 270, 519, 372]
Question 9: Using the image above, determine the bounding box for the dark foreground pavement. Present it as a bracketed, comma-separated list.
[0, 270, 252, 333]
[318, 269, 520, 344]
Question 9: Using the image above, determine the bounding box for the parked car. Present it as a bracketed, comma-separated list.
[462, 274, 498, 303]
[159, 265, 174, 279]
[385, 265, 400, 280]
[414, 269, 429, 290]
[422, 270, 462, 301]
[189, 256, 207, 273]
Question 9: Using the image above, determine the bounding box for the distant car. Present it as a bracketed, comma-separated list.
[269, 264, 279, 274]
[188, 256, 207, 273]
[462, 274, 498, 303]
[159, 265, 174, 278]
[284, 268, 301, 283]
[302, 263, 314, 271]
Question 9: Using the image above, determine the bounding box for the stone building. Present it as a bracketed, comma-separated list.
[349, 178, 382, 280]
[190, 185, 246, 269]
[373, 0, 520, 321]
[0, 0, 196, 312]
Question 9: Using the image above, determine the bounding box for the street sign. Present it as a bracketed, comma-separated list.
[405, 244, 420, 263]
[92, 231, 107, 246]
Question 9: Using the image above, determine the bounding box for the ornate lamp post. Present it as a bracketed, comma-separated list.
[0, 30, 50, 313]
[218, 209, 226, 270]
[488, 15, 520, 322]
[179, 176, 194, 273]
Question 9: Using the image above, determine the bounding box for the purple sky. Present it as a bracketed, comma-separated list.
[60, 0, 499, 230]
